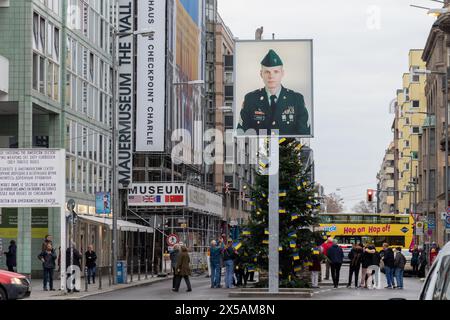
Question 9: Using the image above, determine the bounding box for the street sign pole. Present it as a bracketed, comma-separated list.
[268, 135, 280, 293]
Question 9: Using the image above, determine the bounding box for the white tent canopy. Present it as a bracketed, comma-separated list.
[78, 215, 154, 233]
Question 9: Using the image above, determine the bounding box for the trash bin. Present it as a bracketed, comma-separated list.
[117, 260, 127, 284]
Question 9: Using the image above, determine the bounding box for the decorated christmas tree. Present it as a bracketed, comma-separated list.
[235, 138, 322, 288]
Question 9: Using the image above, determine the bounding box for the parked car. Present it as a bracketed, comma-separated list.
[419, 242, 450, 300]
[0, 269, 31, 300]
[338, 244, 352, 263]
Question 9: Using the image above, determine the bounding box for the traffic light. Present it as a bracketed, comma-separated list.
[367, 189, 374, 202]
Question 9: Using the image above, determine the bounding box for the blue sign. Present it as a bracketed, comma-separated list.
[401, 227, 409, 234]
[446, 215, 450, 229]
[95, 192, 111, 215]
[428, 217, 436, 230]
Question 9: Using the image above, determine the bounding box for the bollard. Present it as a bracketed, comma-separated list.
[85, 266, 88, 292]
[138, 258, 141, 281]
[130, 259, 134, 283]
[98, 266, 102, 290]
[108, 265, 112, 286]
[145, 259, 148, 280]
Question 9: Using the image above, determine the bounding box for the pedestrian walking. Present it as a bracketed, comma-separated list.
[84, 245, 97, 284]
[209, 239, 223, 288]
[310, 246, 322, 288]
[394, 247, 406, 290]
[234, 252, 247, 287]
[321, 237, 333, 280]
[173, 246, 192, 292]
[347, 243, 363, 288]
[326, 239, 344, 288]
[381, 243, 395, 288]
[360, 244, 377, 288]
[418, 247, 427, 279]
[170, 244, 180, 290]
[38, 243, 57, 291]
[223, 240, 237, 289]
[4, 240, 17, 272]
[410, 246, 419, 277]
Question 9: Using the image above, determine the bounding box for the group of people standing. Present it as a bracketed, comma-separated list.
[317, 237, 426, 290]
[36, 235, 97, 292]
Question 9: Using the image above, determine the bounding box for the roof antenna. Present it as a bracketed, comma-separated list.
[272, 33, 275, 40]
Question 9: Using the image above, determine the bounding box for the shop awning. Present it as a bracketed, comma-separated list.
[78, 215, 154, 233]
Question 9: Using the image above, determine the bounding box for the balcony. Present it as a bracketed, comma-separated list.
[423, 115, 436, 128]
[385, 167, 394, 174]
[0, 55, 8, 97]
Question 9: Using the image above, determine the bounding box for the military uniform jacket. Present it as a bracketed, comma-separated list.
[237, 86, 310, 136]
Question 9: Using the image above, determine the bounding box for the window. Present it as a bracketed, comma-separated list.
[40, 17, 46, 53]
[33, 53, 39, 90]
[430, 128, 436, 156]
[54, 27, 60, 60]
[89, 53, 94, 82]
[54, 65, 59, 101]
[47, 23, 53, 56]
[411, 151, 418, 160]
[412, 126, 420, 134]
[47, 61, 53, 97]
[404, 140, 410, 148]
[412, 100, 420, 108]
[33, 12, 39, 50]
[39, 56, 45, 93]
[433, 256, 450, 299]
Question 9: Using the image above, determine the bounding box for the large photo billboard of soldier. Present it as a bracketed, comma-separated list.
[234, 40, 314, 137]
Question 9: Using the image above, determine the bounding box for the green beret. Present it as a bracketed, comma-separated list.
[261, 49, 283, 67]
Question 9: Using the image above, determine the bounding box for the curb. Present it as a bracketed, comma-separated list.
[31, 276, 173, 300]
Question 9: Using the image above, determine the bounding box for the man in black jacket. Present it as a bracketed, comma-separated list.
[85, 245, 97, 284]
[382, 243, 395, 288]
[326, 239, 344, 288]
[347, 243, 363, 288]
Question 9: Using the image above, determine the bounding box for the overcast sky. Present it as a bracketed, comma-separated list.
[218, 0, 437, 211]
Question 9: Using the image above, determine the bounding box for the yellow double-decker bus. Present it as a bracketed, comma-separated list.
[317, 213, 414, 251]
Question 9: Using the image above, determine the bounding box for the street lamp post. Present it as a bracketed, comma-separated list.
[111, 28, 154, 285]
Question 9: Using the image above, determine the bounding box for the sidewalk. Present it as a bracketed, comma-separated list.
[26, 273, 173, 300]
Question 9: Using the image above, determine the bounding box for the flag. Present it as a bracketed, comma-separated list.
[143, 195, 161, 203]
[262, 192, 267, 198]
[307, 204, 312, 209]
[294, 265, 301, 272]
[128, 195, 143, 204]
[233, 241, 242, 250]
[242, 230, 251, 236]
[279, 209, 286, 214]
[279, 191, 287, 197]
[279, 246, 283, 251]
[291, 213, 299, 221]
[290, 240, 296, 248]
[288, 231, 297, 238]
[262, 239, 269, 245]
[165, 195, 184, 203]
[279, 137, 287, 145]
[313, 249, 320, 255]
[247, 265, 255, 272]
[264, 229, 269, 235]
[292, 253, 300, 261]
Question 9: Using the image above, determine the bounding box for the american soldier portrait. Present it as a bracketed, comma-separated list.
[237, 49, 311, 136]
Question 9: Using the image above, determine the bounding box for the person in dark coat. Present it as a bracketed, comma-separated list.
[418, 247, 427, 279]
[66, 242, 82, 293]
[360, 244, 378, 288]
[170, 244, 180, 290]
[84, 245, 97, 284]
[410, 246, 419, 277]
[326, 239, 344, 288]
[394, 247, 406, 289]
[347, 243, 363, 288]
[4, 240, 17, 272]
[309, 246, 323, 288]
[38, 243, 57, 291]
[382, 243, 395, 288]
[173, 246, 192, 292]
[41, 235, 53, 252]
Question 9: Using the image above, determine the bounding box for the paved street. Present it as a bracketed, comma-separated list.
[83, 265, 424, 300]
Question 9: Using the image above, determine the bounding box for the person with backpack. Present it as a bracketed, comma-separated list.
[347, 243, 363, 288]
[222, 240, 237, 289]
[394, 247, 406, 289]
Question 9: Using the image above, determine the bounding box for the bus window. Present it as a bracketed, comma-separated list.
[398, 217, 409, 224]
[380, 216, 393, 224]
[348, 215, 363, 223]
[333, 215, 349, 223]
[363, 215, 378, 224]
[320, 215, 333, 223]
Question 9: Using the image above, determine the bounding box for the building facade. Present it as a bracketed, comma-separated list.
[377, 141, 395, 213]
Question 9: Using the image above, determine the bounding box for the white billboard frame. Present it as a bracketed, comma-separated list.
[0, 148, 66, 291]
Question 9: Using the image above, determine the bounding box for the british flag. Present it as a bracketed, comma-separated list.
[143, 195, 161, 203]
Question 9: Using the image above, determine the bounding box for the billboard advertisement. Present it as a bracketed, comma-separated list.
[95, 192, 111, 215]
[187, 185, 223, 217]
[234, 40, 314, 137]
[174, 0, 203, 159]
[136, 0, 166, 152]
[0, 149, 65, 207]
[128, 183, 187, 206]
[117, 0, 134, 187]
